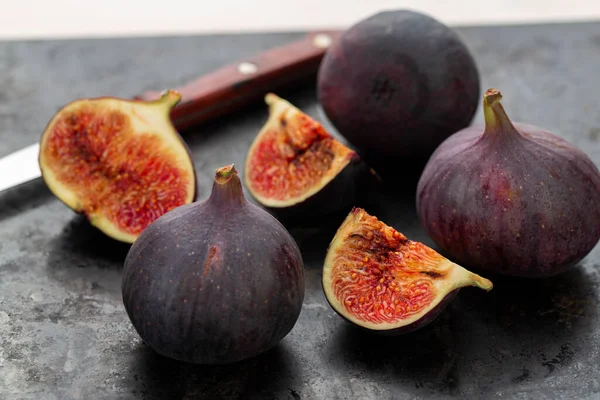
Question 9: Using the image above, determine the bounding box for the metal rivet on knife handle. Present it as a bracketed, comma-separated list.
[237, 62, 258, 75]
[313, 34, 333, 49]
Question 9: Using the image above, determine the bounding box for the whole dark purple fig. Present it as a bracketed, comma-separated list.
[416, 88, 600, 278]
[317, 10, 481, 179]
[122, 164, 305, 364]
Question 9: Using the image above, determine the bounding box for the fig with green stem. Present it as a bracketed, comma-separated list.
[417, 88, 600, 278]
[122, 164, 305, 364]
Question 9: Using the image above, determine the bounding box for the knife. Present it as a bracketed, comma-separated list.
[0, 30, 342, 193]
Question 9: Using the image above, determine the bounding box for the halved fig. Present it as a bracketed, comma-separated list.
[244, 93, 375, 221]
[38, 90, 197, 243]
[322, 208, 493, 334]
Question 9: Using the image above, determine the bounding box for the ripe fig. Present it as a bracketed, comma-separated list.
[317, 10, 481, 179]
[38, 90, 197, 243]
[244, 93, 374, 221]
[417, 88, 600, 278]
[122, 164, 305, 364]
[322, 208, 493, 334]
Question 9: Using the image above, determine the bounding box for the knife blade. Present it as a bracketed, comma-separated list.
[0, 30, 342, 193]
[0, 143, 41, 192]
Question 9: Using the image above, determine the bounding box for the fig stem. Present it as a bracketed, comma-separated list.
[157, 89, 182, 108]
[468, 273, 494, 291]
[215, 164, 237, 184]
[483, 88, 518, 136]
[209, 164, 247, 206]
[450, 262, 494, 291]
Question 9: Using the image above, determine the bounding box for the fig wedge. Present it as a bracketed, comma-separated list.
[322, 208, 493, 334]
[244, 93, 374, 221]
[38, 90, 197, 243]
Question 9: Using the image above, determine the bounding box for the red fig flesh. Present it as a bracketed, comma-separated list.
[38, 90, 197, 243]
[244, 94, 372, 219]
[322, 208, 493, 334]
[417, 88, 600, 277]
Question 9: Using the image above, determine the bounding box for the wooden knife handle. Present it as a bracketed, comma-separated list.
[135, 30, 343, 131]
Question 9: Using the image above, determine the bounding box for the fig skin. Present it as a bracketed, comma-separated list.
[322, 208, 493, 335]
[317, 10, 481, 180]
[38, 90, 198, 243]
[244, 94, 378, 223]
[121, 165, 305, 364]
[417, 89, 600, 278]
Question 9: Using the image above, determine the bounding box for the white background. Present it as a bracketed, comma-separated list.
[1, 0, 599, 40]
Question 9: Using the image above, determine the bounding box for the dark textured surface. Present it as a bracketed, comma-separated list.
[0, 21, 600, 400]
